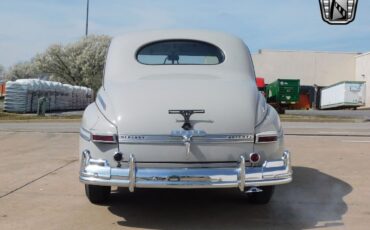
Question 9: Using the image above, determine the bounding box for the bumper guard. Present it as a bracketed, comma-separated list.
[80, 151, 292, 192]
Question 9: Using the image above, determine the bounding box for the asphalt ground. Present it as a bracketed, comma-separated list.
[0, 122, 370, 229]
[286, 110, 370, 119]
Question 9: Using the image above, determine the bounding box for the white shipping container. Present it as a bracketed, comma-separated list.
[320, 81, 366, 109]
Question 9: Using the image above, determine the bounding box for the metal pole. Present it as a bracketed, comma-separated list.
[85, 0, 89, 36]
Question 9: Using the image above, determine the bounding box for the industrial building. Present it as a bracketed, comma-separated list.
[355, 53, 370, 109]
[252, 49, 370, 108]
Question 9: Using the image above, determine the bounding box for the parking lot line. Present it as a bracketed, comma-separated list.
[341, 140, 370, 143]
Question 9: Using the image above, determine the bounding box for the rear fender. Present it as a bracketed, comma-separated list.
[80, 102, 119, 166]
[254, 102, 284, 161]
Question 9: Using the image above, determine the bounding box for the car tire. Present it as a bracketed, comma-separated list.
[246, 186, 275, 204]
[277, 107, 285, 114]
[85, 185, 111, 204]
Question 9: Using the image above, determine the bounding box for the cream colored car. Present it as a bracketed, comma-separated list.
[79, 30, 292, 204]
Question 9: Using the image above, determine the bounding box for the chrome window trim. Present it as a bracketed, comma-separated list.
[135, 39, 225, 65]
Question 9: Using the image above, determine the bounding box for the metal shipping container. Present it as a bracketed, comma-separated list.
[320, 81, 366, 110]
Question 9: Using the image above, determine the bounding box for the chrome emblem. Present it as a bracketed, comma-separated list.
[169, 109, 205, 130]
[171, 130, 206, 158]
[319, 0, 358, 25]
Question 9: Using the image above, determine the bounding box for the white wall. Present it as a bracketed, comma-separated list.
[252, 50, 358, 86]
[355, 53, 370, 108]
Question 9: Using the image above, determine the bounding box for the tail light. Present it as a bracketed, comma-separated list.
[255, 131, 278, 143]
[249, 153, 261, 163]
[92, 134, 117, 143]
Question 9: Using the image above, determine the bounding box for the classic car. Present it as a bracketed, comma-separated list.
[79, 30, 292, 204]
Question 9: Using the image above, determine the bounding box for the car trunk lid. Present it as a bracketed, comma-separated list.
[105, 77, 257, 162]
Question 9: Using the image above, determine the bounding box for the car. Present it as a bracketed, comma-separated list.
[79, 30, 292, 204]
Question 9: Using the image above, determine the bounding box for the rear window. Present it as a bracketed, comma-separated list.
[136, 40, 224, 65]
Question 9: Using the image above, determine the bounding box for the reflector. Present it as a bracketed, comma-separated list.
[249, 153, 260, 163]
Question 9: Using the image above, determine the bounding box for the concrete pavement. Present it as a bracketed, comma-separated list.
[1, 121, 370, 136]
[286, 110, 370, 119]
[0, 122, 370, 229]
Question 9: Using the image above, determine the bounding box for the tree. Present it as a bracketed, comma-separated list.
[0, 64, 4, 79]
[4, 61, 41, 80]
[34, 35, 111, 92]
[4, 35, 111, 92]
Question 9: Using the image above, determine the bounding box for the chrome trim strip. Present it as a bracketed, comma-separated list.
[80, 151, 292, 191]
[118, 133, 254, 144]
[97, 94, 106, 110]
[80, 127, 91, 141]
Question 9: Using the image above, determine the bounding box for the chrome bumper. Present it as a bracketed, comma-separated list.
[80, 151, 292, 192]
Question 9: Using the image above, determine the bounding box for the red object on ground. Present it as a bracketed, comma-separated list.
[0, 82, 5, 96]
[291, 94, 311, 110]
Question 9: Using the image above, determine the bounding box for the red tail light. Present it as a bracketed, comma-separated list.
[249, 153, 260, 163]
[257, 135, 277, 142]
[255, 131, 278, 143]
[92, 134, 116, 143]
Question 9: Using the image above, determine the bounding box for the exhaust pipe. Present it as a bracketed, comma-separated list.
[245, 187, 263, 193]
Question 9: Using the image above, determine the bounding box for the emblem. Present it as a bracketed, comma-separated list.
[171, 129, 207, 158]
[319, 0, 358, 25]
[168, 109, 205, 130]
[169, 109, 206, 158]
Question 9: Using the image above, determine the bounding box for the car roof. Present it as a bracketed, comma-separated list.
[104, 29, 256, 83]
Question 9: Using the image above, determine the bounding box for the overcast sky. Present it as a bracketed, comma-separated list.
[0, 0, 369, 67]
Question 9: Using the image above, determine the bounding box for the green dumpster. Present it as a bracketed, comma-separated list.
[265, 79, 300, 114]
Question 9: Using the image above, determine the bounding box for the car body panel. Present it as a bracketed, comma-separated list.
[79, 30, 292, 191]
